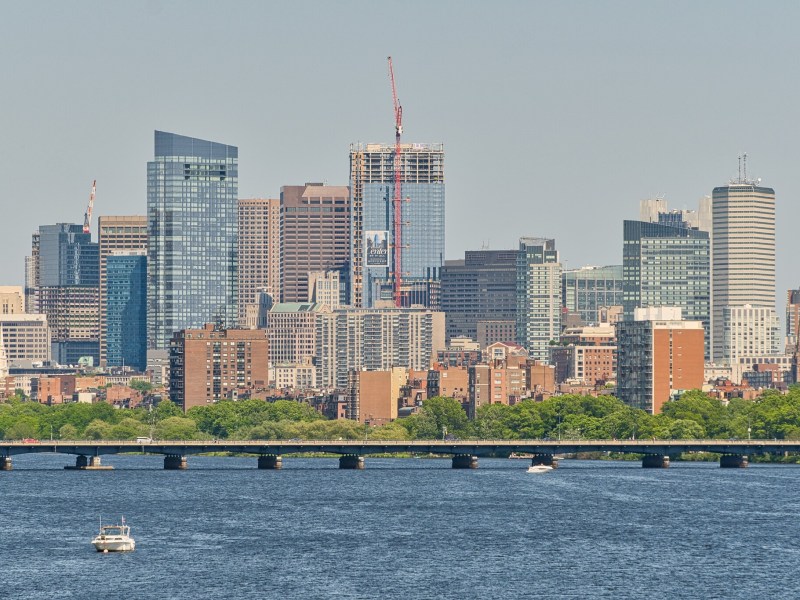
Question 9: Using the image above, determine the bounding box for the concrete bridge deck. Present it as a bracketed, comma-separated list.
[0, 439, 795, 470]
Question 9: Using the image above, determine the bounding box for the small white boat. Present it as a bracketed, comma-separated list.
[527, 464, 554, 474]
[92, 517, 136, 552]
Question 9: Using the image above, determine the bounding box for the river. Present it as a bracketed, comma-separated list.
[1, 454, 798, 599]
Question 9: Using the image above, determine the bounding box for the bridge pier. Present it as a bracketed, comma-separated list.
[164, 455, 188, 470]
[452, 454, 478, 469]
[65, 455, 113, 470]
[642, 454, 670, 468]
[258, 455, 282, 470]
[339, 455, 365, 470]
[530, 454, 558, 468]
[0, 457, 12, 471]
[720, 454, 748, 468]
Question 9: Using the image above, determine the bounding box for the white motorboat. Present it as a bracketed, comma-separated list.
[92, 517, 136, 552]
[527, 464, 554, 474]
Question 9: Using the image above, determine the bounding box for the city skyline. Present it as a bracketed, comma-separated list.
[2, 2, 800, 307]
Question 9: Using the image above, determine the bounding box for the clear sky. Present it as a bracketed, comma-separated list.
[1, 1, 799, 307]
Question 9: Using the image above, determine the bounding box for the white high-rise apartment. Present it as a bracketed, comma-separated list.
[711, 171, 776, 361]
[516, 238, 562, 362]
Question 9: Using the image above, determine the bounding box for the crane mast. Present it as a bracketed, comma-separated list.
[387, 56, 404, 307]
[83, 180, 96, 234]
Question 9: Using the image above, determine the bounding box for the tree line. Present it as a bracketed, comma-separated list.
[2, 389, 800, 444]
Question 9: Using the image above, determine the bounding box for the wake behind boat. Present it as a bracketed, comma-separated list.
[527, 464, 554, 474]
[92, 517, 135, 552]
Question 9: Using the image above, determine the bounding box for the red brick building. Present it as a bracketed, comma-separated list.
[169, 324, 269, 411]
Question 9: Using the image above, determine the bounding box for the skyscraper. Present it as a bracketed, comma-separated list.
[147, 131, 238, 350]
[279, 183, 350, 304]
[440, 250, 518, 343]
[34, 223, 99, 365]
[105, 250, 147, 371]
[238, 198, 280, 324]
[349, 143, 444, 308]
[98, 216, 148, 365]
[561, 265, 624, 325]
[622, 220, 711, 359]
[711, 179, 776, 360]
[516, 238, 562, 362]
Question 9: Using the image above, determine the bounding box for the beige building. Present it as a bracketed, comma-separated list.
[712, 180, 776, 360]
[0, 287, 24, 315]
[0, 314, 51, 365]
[347, 367, 407, 424]
[273, 357, 317, 390]
[238, 198, 280, 325]
[308, 270, 341, 309]
[316, 308, 445, 388]
[267, 302, 330, 365]
[98, 216, 148, 365]
[722, 305, 780, 361]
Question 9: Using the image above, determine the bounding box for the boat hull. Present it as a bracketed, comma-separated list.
[92, 537, 135, 552]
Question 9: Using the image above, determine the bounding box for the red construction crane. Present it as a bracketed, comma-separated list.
[387, 56, 403, 307]
[83, 180, 96, 234]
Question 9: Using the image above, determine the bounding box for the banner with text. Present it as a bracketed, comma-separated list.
[365, 230, 389, 267]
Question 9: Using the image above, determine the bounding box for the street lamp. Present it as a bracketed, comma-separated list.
[748, 417, 752, 440]
[442, 426, 447, 441]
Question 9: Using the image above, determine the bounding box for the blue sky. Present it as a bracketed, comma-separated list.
[1, 1, 798, 305]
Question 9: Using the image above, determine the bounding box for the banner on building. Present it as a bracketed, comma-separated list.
[365, 230, 389, 267]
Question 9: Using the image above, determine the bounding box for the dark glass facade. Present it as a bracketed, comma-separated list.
[622, 220, 710, 358]
[105, 253, 147, 371]
[440, 250, 518, 342]
[147, 131, 238, 349]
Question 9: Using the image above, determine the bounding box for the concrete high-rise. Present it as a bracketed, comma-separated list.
[440, 250, 518, 343]
[147, 131, 238, 350]
[280, 184, 350, 304]
[623, 220, 711, 359]
[238, 198, 280, 324]
[98, 216, 147, 365]
[711, 179, 776, 360]
[516, 238, 562, 362]
[349, 143, 444, 308]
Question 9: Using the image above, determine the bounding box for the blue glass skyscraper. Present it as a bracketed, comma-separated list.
[349, 143, 444, 307]
[147, 131, 238, 349]
[105, 251, 147, 370]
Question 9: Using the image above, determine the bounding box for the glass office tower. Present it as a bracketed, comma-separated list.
[105, 251, 147, 371]
[147, 131, 238, 349]
[622, 220, 710, 359]
[349, 143, 444, 307]
[35, 223, 100, 365]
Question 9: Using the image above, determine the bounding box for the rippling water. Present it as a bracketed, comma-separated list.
[1, 454, 798, 599]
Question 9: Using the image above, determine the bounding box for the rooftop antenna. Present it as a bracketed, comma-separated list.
[738, 155, 742, 183]
[743, 152, 748, 182]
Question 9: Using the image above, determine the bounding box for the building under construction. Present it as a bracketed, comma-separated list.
[349, 142, 445, 308]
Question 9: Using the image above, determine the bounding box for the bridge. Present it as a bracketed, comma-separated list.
[0, 439, 796, 470]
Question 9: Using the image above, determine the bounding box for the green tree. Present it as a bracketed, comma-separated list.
[59, 423, 79, 440]
[155, 416, 203, 440]
[84, 419, 113, 440]
[5, 419, 38, 440]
